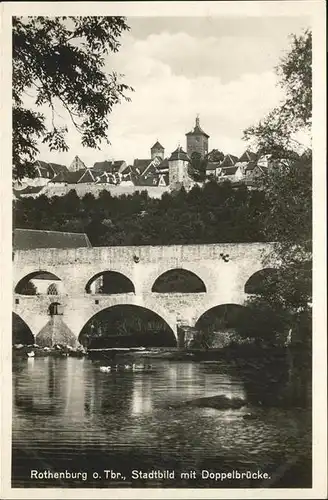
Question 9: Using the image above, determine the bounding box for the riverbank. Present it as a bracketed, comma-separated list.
[12, 343, 308, 363]
[13, 344, 86, 358]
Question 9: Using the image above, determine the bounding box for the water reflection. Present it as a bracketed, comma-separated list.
[12, 356, 311, 489]
[131, 377, 153, 415]
[14, 358, 67, 416]
[14, 358, 245, 420]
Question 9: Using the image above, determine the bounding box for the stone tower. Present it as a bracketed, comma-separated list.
[151, 141, 165, 160]
[186, 115, 209, 158]
[168, 146, 191, 189]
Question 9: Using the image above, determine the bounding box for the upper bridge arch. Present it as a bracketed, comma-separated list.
[244, 267, 280, 295]
[85, 270, 135, 295]
[14, 270, 64, 295]
[152, 268, 207, 293]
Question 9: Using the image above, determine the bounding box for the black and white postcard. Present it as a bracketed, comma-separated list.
[1, 1, 327, 499]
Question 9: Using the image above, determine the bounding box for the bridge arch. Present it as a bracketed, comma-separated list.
[152, 268, 206, 293]
[85, 271, 135, 295]
[195, 303, 248, 332]
[15, 270, 64, 295]
[245, 268, 280, 295]
[12, 312, 34, 344]
[78, 304, 177, 347]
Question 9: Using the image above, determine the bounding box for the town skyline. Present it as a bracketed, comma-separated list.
[25, 15, 311, 167]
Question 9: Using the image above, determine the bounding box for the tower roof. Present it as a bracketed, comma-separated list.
[186, 116, 209, 138]
[168, 146, 189, 162]
[151, 141, 164, 150]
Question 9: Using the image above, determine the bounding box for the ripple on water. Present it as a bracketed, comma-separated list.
[12, 357, 311, 488]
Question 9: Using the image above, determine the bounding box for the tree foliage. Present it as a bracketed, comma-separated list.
[188, 151, 207, 181]
[188, 150, 225, 181]
[243, 29, 312, 340]
[13, 16, 132, 179]
[207, 149, 225, 163]
[13, 181, 269, 246]
[244, 29, 311, 160]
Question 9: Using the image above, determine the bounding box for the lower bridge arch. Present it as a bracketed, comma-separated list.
[78, 304, 177, 348]
[195, 303, 248, 332]
[12, 312, 35, 345]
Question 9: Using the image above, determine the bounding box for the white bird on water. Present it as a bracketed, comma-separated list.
[99, 366, 112, 373]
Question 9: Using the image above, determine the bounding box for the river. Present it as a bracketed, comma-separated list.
[12, 355, 311, 489]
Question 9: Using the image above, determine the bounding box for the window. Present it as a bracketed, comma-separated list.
[49, 302, 61, 315]
[47, 283, 58, 295]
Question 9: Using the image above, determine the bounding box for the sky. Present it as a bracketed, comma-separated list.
[33, 15, 311, 167]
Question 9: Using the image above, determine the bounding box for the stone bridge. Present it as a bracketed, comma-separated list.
[13, 243, 274, 344]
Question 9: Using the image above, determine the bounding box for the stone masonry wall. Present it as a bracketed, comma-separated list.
[13, 243, 274, 341]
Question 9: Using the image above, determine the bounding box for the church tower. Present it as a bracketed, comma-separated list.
[186, 115, 209, 158]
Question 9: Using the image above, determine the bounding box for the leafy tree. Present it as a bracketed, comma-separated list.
[244, 29, 311, 160]
[188, 151, 207, 181]
[14, 180, 270, 246]
[206, 149, 225, 163]
[243, 29, 312, 342]
[13, 16, 132, 179]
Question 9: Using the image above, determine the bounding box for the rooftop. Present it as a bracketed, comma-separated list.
[238, 150, 258, 163]
[93, 160, 126, 173]
[221, 166, 238, 176]
[151, 141, 164, 150]
[206, 162, 221, 171]
[36, 160, 68, 177]
[133, 159, 152, 175]
[13, 229, 92, 250]
[50, 169, 95, 184]
[169, 146, 189, 162]
[220, 154, 239, 168]
[186, 116, 209, 138]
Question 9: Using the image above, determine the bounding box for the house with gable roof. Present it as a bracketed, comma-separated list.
[132, 156, 163, 186]
[151, 140, 165, 160]
[234, 150, 263, 182]
[206, 161, 221, 178]
[218, 165, 239, 182]
[49, 168, 96, 186]
[69, 155, 87, 172]
[15, 160, 69, 188]
[93, 159, 127, 175]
